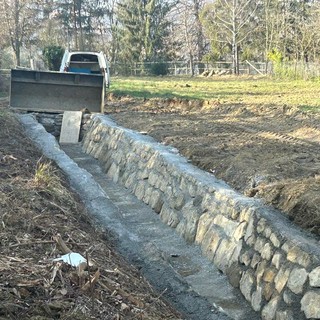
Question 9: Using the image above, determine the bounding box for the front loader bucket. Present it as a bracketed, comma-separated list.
[10, 69, 105, 113]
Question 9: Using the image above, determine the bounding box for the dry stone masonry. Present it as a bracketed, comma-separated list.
[82, 115, 320, 320]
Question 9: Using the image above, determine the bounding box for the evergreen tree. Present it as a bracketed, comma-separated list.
[49, 0, 105, 50]
[115, 0, 173, 65]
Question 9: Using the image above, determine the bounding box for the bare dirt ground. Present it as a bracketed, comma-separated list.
[106, 95, 320, 237]
[2, 87, 320, 317]
[0, 100, 181, 319]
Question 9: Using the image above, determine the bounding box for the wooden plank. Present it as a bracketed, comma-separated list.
[59, 111, 82, 144]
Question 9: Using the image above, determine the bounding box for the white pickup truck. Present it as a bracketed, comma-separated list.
[60, 50, 110, 88]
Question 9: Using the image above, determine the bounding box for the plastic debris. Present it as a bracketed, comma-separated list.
[53, 252, 86, 267]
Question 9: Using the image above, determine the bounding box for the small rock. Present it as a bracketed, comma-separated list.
[226, 262, 242, 288]
[286, 246, 310, 268]
[240, 270, 254, 302]
[301, 291, 320, 318]
[262, 296, 280, 320]
[121, 302, 130, 313]
[283, 290, 295, 305]
[251, 286, 262, 311]
[263, 268, 277, 283]
[270, 233, 281, 248]
[274, 267, 291, 293]
[287, 268, 308, 294]
[263, 283, 274, 301]
[309, 266, 320, 287]
[261, 243, 273, 261]
[271, 252, 282, 269]
[276, 310, 294, 320]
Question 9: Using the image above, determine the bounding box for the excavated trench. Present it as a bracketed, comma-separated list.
[20, 113, 320, 320]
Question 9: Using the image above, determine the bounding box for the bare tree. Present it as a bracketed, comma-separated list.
[170, 0, 205, 75]
[202, 0, 258, 74]
[192, 0, 206, 74]
[96, 0, 117, 60]
[0, 0, 42, 66]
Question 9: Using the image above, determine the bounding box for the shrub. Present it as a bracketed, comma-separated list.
[150, 62, 168, 76]
[267, 49, 283, 64]
[266, 49, 302, 79]
[42, 46, 64, 71]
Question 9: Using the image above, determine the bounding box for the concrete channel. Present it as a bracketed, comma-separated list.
[18, 114, 257, 320]
[19, 113, 320, 320]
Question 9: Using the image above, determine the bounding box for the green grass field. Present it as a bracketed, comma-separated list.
[109, 76, 320, 112]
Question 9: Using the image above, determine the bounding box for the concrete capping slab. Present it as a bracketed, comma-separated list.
[59, 111, 82, 144]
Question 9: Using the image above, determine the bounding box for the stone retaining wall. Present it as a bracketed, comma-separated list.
[82, 114, 320, 320]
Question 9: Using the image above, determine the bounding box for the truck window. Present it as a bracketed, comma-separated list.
[69, 54, 100, 74]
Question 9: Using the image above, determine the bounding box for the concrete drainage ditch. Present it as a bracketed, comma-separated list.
[19, 113, 320, 320]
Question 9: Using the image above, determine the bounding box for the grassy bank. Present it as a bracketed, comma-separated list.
[109, 76, 320, 112]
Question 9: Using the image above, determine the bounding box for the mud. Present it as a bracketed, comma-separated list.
[106, 96, 320, 236]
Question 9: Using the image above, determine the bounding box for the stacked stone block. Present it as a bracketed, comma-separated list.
[82, 115, 320, 319]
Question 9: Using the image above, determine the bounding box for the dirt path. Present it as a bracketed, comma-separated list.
[106, 97, 320, 236]
[0, 102, 181, 319]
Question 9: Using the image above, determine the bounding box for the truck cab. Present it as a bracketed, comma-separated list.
[60, 51, 110, 88]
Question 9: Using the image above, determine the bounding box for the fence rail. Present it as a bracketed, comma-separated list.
[2, 61, 320, 80]
[110, 60, 269, 76]
[110, 60, 320, 79]
[271, 61, 320, 79]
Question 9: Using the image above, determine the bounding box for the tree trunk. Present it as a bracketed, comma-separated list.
[73, 0, 78, 49]
[15, 45, 21, 66]
[190, 56, 194, 76]
[78, 1, 84, 50]
[232, 0, 238, 74]
[14, 0, 21, 66]
[232, 34, 236, 74]
[193, 0, 205, 74]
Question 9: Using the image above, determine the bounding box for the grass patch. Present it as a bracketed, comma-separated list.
[109, 76, 320, 112]
[299, 105, 320, 113]
[34, 160, 59, 189]
[32, 159, 73, 202]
